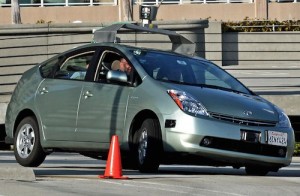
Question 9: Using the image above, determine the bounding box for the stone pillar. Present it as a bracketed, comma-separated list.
[205, 22, 222, 66]
[255, 0, 268, 20]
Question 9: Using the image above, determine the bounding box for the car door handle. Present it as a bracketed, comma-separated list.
[40, 87, 48, 95]
[83, 91, 93, 99]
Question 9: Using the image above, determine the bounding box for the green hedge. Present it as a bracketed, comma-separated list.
[222, 17, 300, 32]
[295, 143, 300, 156]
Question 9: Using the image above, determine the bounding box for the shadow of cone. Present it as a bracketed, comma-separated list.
[99, 135, 128, 179]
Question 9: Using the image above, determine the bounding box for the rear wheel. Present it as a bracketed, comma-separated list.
[133, 118, 162, 173]
[14, 116, 46, 167]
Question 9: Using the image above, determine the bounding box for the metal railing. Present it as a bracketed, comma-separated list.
[270, 0, 298, 2]
[134, 0, 254, 5]
[1, 0, 299, 7]
[0, 0, 117, 6]
[137, 0, 300, 5]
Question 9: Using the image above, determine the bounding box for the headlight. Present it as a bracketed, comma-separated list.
[276, 108, 291, 128]
[167, 89, 209, 117]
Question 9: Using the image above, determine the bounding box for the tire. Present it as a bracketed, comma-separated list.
[133, 118, 162, 173]
[245, 166, 270, 176]
[14, 116, 46, 167]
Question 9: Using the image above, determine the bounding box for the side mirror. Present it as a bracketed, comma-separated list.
[106, 70, 128, 84]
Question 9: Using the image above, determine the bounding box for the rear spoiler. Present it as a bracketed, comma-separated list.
[92, 23, 195, 55]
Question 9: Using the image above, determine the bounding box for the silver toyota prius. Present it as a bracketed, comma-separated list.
[5, 42, 295, 175]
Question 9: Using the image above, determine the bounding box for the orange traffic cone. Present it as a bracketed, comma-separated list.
[99, 135, 128, 179]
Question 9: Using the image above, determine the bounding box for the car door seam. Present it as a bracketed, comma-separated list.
[75, 86, 85, 131]
[34, 78, 47, 140]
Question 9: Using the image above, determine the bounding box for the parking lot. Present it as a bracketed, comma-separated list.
[0, 150, 300, 196]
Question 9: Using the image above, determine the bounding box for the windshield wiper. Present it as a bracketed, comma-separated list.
[158, 79, 247, 94]
[157, 79, 189, 85]
[194, 84, 245, 94]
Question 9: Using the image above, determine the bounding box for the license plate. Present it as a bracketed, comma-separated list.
[267, 131, 287, 147]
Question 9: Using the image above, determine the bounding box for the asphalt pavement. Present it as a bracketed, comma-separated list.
[1, 150, 300, 196]
[1, 150, 300, 181]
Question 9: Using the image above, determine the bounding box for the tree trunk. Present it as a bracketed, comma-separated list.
[11, 0, 22, 24]
[122, 0, 132, 21]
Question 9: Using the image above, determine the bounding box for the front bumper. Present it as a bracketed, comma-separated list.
[163, 113, 295, 167]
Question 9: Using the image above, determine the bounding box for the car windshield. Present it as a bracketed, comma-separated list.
[131, 49, 251, 95]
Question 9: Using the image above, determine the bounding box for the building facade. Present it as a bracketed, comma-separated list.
[0, 0, 300, 24]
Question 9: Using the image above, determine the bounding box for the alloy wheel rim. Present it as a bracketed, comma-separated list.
[16, 124, 35, 158]
[138, 128, 148, 165]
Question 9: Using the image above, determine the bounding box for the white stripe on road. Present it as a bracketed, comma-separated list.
[99, 179, 246, 196]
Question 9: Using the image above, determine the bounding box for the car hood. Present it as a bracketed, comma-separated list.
[162, 83, 279, 122]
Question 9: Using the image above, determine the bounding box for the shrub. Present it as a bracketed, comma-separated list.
[36, 19, 52, 24]
[222, 17, 300, 32]
[295, 142, 300, 156]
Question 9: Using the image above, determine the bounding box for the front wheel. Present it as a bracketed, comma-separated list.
[134, 118, 162, 173]
[14, 116, 46, 167]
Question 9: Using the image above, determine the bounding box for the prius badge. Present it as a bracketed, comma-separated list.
[243, 110, 253, 116]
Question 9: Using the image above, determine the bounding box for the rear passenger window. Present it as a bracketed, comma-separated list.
[40, 58, 60, 78]
[40, 50, 96, 80]
[56, 52, 94, 80]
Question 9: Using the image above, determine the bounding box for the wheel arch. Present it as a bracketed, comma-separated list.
[13, 109, 37, 137]
[128, 109, 162, 150]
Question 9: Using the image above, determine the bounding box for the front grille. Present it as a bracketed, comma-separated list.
[209, 112, 277, 127]
[200, 137, 287, 158]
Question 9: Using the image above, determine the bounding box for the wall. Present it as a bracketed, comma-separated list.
[268, 2, 300, 21]
[0, 6, 119, 24]
[222, 32, 300, 66]
[137, 4, 255, 22]
[1, 2, 300, 24]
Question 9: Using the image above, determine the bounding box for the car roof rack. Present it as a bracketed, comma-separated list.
[92, 23, 195, 55]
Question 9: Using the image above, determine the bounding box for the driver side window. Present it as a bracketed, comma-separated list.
[95, 51, 123, 82]
[95, 50, 141, 86]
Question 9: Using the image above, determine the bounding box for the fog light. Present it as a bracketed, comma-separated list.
[202, 138, 212, 146]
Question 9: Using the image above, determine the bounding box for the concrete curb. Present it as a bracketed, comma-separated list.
[292, 156, 300, 163]
[0, 166, 35, 181]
